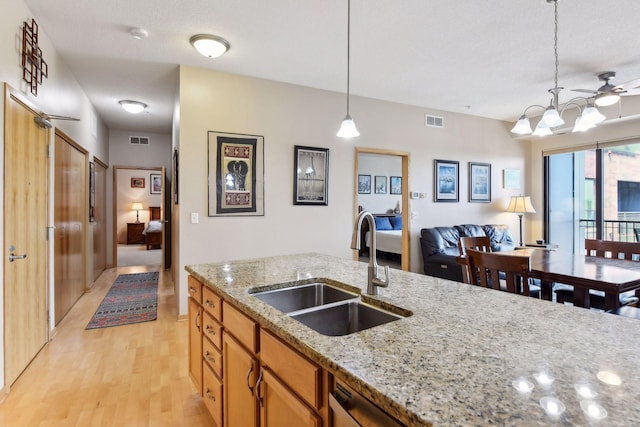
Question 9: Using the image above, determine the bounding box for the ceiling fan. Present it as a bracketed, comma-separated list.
[572, 71, 640, 107]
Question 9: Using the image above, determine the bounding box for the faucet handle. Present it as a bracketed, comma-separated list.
[373, 265, 390, 288]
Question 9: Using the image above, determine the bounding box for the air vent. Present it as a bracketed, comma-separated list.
[129, 136, 149, 145]
[425, 114, 444, 128]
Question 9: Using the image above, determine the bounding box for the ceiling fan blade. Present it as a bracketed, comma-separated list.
[619, 77, 640, 91]
[571, 88, 599, 94]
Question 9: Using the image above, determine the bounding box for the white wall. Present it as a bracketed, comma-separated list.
[176, 65, 528, 316]
[357, 153, 402, 214]
[0, 0, 109, 391]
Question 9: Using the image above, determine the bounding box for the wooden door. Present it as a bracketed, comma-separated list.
[223, 332, 258, 427]
[54, 131, 87, 324]
[92, 159, 107, 280]
[260, 368, 320, 427]
[3, 85, 49, 386]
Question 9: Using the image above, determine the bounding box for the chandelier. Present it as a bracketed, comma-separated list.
[510, 0, 606, 136]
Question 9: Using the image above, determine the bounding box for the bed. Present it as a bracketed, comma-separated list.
[362, 214, 403, 259]
[143, 206, 163, 250]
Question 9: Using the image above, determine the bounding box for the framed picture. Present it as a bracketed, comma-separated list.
[434, 159, 459, 202]
[131, 177, 145, 188]
[469, 162, 491, 202]
[150, 173, 162, 194]
[375, 176, 387, 194]
[89, 161, 95, 222]
[358, 174, 371, 194]
[208, 131, 264, 216]
[390, 176, 402, 195]
[503, 168, 521, 189]
[293, 145, 329, 205]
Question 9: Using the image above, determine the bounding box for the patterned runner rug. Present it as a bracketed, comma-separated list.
[86, 272, 159, 329]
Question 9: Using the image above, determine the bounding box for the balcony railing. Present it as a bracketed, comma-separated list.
[579, 218, 640, 242]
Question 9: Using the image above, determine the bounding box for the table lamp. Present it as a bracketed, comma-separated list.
[132, 202, 143, 223]
[506, 196, 536, 246]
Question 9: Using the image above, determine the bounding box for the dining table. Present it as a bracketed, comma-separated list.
[499, 248, 640, 310]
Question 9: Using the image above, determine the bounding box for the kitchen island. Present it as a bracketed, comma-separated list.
[186, 253, 640, 426]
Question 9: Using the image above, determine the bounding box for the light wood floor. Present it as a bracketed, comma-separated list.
[0, 265, 214, 426]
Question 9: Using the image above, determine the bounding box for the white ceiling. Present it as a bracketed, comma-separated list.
[24, 0, 640, 134]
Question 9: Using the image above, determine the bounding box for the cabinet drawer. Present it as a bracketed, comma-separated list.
[203, 363, 223, 427]
[188, 275, 203, 304]
[223, 302, 257, 354]
[202, 286, 222, 321]
[203, 336, 223, 378]
[260, 329, 321, 410]
[203, 311, 223, 350]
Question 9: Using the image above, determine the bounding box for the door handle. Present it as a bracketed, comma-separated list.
[9, 253, 27, 262]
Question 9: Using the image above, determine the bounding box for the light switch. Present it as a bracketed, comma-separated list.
[191, 212, 199, 224]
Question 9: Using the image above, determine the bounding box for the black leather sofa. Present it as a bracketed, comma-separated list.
[420, 224, 516, 282]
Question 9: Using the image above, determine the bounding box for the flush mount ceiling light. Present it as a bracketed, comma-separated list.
[190, 34, 230, 58]
[129, 27, 148, 40]
[119, 100, 147, 114]
[510, 0, 607, 137]
[336, 0, 360, 138]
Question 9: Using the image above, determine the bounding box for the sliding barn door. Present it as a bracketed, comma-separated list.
[3, 85, 49, 386]
[54, 130, 88, 324]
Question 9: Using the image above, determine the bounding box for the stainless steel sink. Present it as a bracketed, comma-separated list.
[252, 282, 358, 313]
[290, 301, 402, 336]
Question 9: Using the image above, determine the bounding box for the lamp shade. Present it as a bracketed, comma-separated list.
[190, 34, 230, 58]
[538, 106, 565, 128]
[594, 92, 620, 107]
[336, 114, 360, 138]
[581, 105, 606, 125]
[131, 202, 143, 211]
[119, 100, 147, 114]
[532, 123, 553, 136]
[510, 115, 533, 135]
[506, 196, 536, 214]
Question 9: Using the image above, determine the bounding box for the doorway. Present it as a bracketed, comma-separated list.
[92, 158, 108, 281]
[3, 85, 49, 387]
[354, 148, 411, 271]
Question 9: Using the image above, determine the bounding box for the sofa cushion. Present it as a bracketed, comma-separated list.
[455, 224, 486, 237]
[374, 216, 393, 230]
[420, 227, 461, 256]
[482, 224, 515, 252]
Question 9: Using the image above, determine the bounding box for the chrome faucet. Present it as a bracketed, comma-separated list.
[351, 211, 390, 295]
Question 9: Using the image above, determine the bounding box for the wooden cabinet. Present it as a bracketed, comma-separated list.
[223, 332, 258, 427]
[188, 296, 202, 395]
[259, 368, 320, 427]
[126, 222, 145, 244]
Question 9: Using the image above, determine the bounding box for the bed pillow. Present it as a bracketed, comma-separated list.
[146, 220, 163, 233]
[390, 215, 402, 230]
[374, 216, 393, 230]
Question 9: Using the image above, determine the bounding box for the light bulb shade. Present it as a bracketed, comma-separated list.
[119, 100, 147, 114]
[506, 196, 536, 214]
[532, 122, 553, 136]
[511, 115, 533, 135]
[539, 106, 565, 128]
[594, 92, 620, 107]
[190, 34, 230, 58]
[572, 115, 595, 133]
[581, 105, 606, 125]
[336, 114, 360, 138]
[131, 202, 143, 211]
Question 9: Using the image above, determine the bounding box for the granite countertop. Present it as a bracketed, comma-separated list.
[186, 253, 640, 426]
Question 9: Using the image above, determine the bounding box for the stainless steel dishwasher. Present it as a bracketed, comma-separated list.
[330, 379, 404, 427]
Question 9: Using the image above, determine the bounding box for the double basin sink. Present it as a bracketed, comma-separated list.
[250, 281, 410, 336]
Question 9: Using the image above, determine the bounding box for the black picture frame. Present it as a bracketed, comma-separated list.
[375, 176, 387, 194]
[358, 174, 371, 194]
[434, 159, 459, 202]
[469, 162, 491, 202]
[293, 145, 329, 206]
[150, 173, 162, 194]
[390, 176, 402, 195]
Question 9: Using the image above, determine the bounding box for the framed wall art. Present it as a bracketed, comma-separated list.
[375, 176, 387, 194]
[150, 173, 162, 194]
[503, 168, 521, 190]
[469, 162, 491, 202]
[208, 131, 265, 216]
[293, 145, 329, 206]
[131, 177, 145, 188]
[434, 159, 459, 202]
[358, 174, 371, 194]
[390, 176, 402, 195]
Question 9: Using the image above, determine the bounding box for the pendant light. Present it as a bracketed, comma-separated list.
[336, 0, 359, 138]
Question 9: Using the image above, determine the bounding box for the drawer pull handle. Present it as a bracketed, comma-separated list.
[195, 310, 201, 332]
[205, 389, 216, 401]
[246, 364, 255, 394]
[205, 352, 215, 364]
[189, 287, 197, 294]
[205, 300, 215, 308]
[205, 326, 215, 335]
[256, 369, 264, 407]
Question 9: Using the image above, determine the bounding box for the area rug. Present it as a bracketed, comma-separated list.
[86, 272, 159, 329]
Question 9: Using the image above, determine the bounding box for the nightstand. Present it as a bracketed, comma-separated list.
[127, 222, 145, 244]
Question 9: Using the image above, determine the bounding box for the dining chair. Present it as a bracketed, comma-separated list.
[465, 249, 533, 296]
[554, 239, 640, 308]
[457, 236, 492, 284]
